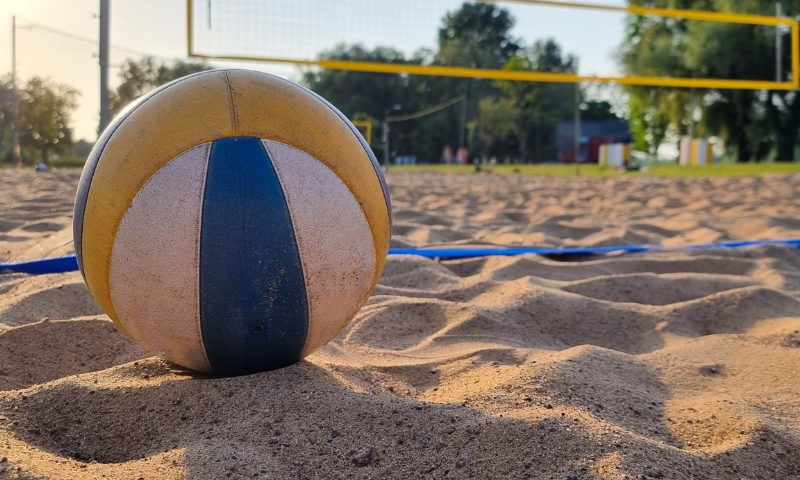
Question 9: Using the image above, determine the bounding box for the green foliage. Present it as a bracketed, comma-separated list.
[621, 0, 800, 162]
[0, 76, 78, 165]
[303, 44, 462, 162]
[581, 100, 621, 121]
[471, 39, 575, 162]
[2, 58, 206, 166]
[50, 155, 88, 168]
[70, 138, 94, 158]
[437, 2, 520, 69]
[305, 3, 578, 164]
[0, 77, 13, 165]
[436, 2, 523, 159]
[18, 78, 78, 165]
[0, 78, 12, 126]
[110, 57, 210, 118]
[625, 88, 677, 155]
[303, 44, 413, 126]
[304, 2, 523, 163]
[473, 96, 519, 147]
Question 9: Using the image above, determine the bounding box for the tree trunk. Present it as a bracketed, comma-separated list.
[768, 92, 800, 162]
[518, 126, 528, 163]
[776, 137, 795, 162]
[41, 146, 52, 166]
[735, 136, 750, 163]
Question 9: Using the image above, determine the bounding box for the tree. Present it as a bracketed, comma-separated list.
[627, 90, 670, 155]
[302, 44, 413, 125]
[620, 0, 800, 161]
[581, 100, 621, 120]
[0, 77, 13, 164]
[70, 138, 94, 158]
[437, 2, 520, 70]
[15, 77, 78, 165]
[303, 3, 575, 163]
[686, 16, 800, 162]
[436, 2, 523, 160]
[302, 45, 430, 159]
[110, 57, 210, 118]
[1, 75, 79, 165]
[302, 3, 536, 163]
[472, 39, 575, 162]
[619, 2, 694, 157]
[472, 96, 519, 151]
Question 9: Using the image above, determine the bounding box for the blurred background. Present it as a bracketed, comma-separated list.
[1, 0, 798, 170]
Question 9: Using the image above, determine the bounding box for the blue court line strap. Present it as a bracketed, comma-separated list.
[388, 238, 800, 258]
[0, 255, 79, 274]
[3, 238, 800, 275]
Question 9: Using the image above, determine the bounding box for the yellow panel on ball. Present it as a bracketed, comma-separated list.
[80, 71, 236, 330]
[226, 70, 391, 286]
[76, 69, 391, 375]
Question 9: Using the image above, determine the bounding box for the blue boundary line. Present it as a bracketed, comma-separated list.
[3, 238, 800, 275]
[0, 255, 80, 275]
[389, 238, 800, 258]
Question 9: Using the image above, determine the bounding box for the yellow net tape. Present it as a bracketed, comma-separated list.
[188, 0, 799, 90]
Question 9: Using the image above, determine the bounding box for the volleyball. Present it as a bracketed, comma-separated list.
[73, 69, 392, 376]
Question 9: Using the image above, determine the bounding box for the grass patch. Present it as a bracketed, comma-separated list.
[0, 156, 87, 169]
[390, 163, 800, 177]
[50, 156, 87, 168]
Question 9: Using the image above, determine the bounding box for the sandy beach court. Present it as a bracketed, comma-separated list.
[0, 169, 799, 479]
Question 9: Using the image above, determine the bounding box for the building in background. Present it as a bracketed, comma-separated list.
[556, 120, 631, 163]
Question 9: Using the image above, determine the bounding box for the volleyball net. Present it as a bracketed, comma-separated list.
[188, 0, 799, 90]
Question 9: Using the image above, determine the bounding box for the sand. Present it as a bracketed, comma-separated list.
[0, 169, 799, 479]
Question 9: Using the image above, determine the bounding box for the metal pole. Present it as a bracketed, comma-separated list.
[459, 83, 468, 150]
[777, 3, 783, 82]
[382, 118, 390, 169]
[536, 116, 542, 163]
[688, 87, 696, 140]
[188, 0, 194, 57]
[99, 0, 110, 133]
[574, 60, 581, 176]
[11, 16, 20, 167]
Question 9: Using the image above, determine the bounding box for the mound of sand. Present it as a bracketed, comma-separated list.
[1, 169, 799, 479]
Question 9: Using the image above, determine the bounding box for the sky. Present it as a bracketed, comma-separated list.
[0, 0, 628, 142]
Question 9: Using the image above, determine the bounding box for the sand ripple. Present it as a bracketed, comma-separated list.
[0, 170, 799, 479]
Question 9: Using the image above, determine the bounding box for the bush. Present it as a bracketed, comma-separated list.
[50, 156, 86, 168]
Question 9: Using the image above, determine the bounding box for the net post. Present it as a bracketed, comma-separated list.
[792, 19, 800, 88]
[351, 121, 372, 144]
[689, 87, 696, 140]
[11, 15, 19, 167]
[777, 3, 783, 83]
[99, 0, 110, 133]
[187, 0, 194, 58]
[459, 83, 469, 150]
[381, 119, 390, 169]
[574, 59, 581, 176]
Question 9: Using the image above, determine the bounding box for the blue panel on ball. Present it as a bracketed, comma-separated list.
[199, 136, 309, 376]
